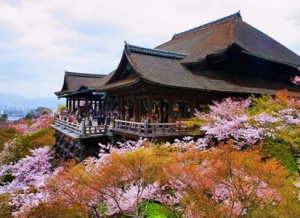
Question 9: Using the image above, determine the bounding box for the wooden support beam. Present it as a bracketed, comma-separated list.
[191, 97, 196, 117]
[119, 95, 124, 120]
[168, 97, 174, 123]
[66, 98, 69, 111]
[147, 96, 153, 122]
[72, 98, 76, 112]
[159, 100, 164, 123]
[133, 95, 138, 122]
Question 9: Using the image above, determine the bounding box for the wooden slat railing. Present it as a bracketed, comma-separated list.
[53, 118, 196, 138]
[113, 119, 195, 136]
[53, 118, 107, 137]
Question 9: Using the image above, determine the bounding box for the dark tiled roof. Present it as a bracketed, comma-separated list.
[125, 42, 187, 59]
[125, 51, 300, 96]
[55, 71, 105, 96]
[233, 20, 300, 67]
[65, 71, 105, 78]
[127, 52, 199, 89]
[90, 50, 299, 97]
[56, 12, 300, 98]
[157, 13, 300, 67]
[172, 11, 242, 40]
[94, 76, 140, 91]
[156, 19, 235, 62]
[90, 71, 115, 88]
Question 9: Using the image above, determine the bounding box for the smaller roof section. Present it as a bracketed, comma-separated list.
[55, 71, 105, 97]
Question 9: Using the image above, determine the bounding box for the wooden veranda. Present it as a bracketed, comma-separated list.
[51, 117, 198, 161]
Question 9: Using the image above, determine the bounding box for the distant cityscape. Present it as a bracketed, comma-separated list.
[0, 106, 28, 121]
[0, 105, 58, 121]
[0, 93, 64, 121]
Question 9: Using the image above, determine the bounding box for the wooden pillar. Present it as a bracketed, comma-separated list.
[77, 97, 80, 112]
[66, 98, 69, 110]
[168, 97, 174, 123]
[72, 98, 76, 112]
[190, 97, 196, 118]
[105, 96, 109, 115]
[133, 96, 138, 122]
[96, 100, 99, 114]
[138, 99, 142, 122]
[159, 100, 164, 123]
[119, 95, 124, 120]
[68, 98, 72, 111]
[147, 96, 153, 122]
[178, 103, 182, 119]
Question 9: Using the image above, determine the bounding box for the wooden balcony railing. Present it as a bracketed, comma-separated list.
[52, 118, 196, 138]
[52, 118, 107, 137]
[113, 119, 195, 137]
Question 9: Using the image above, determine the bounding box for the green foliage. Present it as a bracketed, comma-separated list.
[0, 114, 8, 122]
[36, 107, 52, 115]
[20, 127, 55, 156]
[25, 107, 52, 119]
[248, 95, 282, 115]
[248, 94, 300, 173]
[24, 113, 33, 120]
[0, 137, 24, 165]
[264, 139, 298, 174]
[0, 127, 55, 166]
[57, 104, 66, 113]
[139, 201, 176, 218]
[0, 127, 16, 150]
[0, 193, 13, 218]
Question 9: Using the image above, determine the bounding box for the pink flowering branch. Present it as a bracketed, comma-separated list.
[0, 146, 54, 216]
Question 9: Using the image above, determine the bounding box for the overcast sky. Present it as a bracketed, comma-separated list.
[0, 0, 300, 98]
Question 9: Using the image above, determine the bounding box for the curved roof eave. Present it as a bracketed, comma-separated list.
[106, 49, 143, 85]
[239, 48, 300, 68]
[139, 77, 300, 97]
[94, 77, 141, 92]
[183, 42, 300, 69]
[57, 86, 95, 97]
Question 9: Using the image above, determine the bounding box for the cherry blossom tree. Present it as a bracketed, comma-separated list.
[0, 146, 54, 217]
[193, 95, 300, 150]
[1, 95, 300, 217]
[15, 114, 53, 135]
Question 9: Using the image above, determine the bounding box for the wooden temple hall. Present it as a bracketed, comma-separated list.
[51, 12, 300, 161]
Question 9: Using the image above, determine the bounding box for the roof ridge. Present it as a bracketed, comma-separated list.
[172, 11, 242, 40]
[124, 42, 188, 59]
[65, 71, 105, 78]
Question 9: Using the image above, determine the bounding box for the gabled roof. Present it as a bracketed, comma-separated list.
[96, 42, 300, 96]
[90, 70, 115, 88]
[156, 11, 300, 67]
[125, 47, 198, 89]
[55, 71, 105, 96]
[126, 46, 300, 95]
[102, 43, 193, 87]
[172, 11, 242, 40]
[56, 12, 300, 97]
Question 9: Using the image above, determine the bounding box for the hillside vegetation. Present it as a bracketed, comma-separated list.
[0, 92, 299, 217]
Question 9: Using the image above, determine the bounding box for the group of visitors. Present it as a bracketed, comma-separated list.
[97, 113, 111, 126]
[56, 108, 111, 127]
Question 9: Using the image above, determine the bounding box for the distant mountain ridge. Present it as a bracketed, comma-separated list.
[0, 93, 29, 102]
[0, 93, 64, 110]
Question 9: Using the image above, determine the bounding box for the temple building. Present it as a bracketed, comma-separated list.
[52, 12, 300, 160]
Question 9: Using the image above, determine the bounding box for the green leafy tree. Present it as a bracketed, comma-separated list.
[0, 114, 8, 122]
[56, 104, 66, 114]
